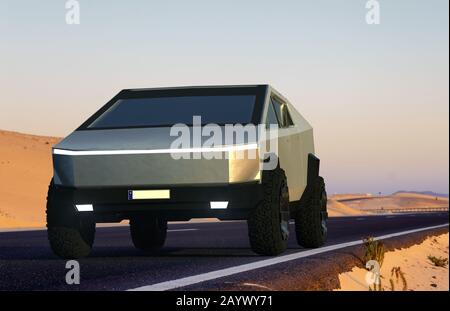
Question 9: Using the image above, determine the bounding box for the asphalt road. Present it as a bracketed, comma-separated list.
[0, 213, 448, 290]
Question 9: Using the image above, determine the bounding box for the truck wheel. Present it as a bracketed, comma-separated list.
[130, 216, 167, 252]
[46, 180, 95, 259]
[247, 167, 290, 256]
[295, 176, 327, 248]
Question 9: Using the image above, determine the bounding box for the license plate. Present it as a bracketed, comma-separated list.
[128, 190, 171, 200]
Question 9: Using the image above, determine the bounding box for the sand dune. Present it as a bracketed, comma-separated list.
[341, 193, 448, 212]
[0, 130, 60, 228]
[327, 199, 365, 217]
[329, 193, 374, 201]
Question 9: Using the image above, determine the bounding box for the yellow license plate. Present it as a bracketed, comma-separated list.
[128, 190, 171, 200]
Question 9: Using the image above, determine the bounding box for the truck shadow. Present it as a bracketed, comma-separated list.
[0, 245, 303, 260]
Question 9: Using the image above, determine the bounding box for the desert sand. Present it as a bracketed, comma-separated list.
[0, 130, 448, 228]
[0, 130, 60, 228]
[327, 199, 364, 217]
[341, 193, 448, 212]
[336, 233, 449, 291]
[329, 193, 374, 201]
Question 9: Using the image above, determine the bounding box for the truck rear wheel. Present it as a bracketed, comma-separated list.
[46, 180, 95, 259]
[247, 167, 290, 256]
[130, 216, 167, 252]
[295, 176, 327, 248]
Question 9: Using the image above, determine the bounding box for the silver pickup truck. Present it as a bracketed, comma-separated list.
[47, 85, 327, 258]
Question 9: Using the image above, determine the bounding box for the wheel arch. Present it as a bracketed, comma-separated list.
[289, 153, 321, 215]
[307, 153, 320, 187]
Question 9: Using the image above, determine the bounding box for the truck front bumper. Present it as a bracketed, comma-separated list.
[53, 182, 263, 222]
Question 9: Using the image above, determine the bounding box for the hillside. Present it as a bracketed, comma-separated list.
[339, 192, 448, 213]
[0, 130, 60, 227]
[394, 190, 449, 198]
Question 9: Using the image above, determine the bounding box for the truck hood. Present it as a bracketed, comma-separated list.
[55, 127, 257, 151]
[52, 127, 260, 188]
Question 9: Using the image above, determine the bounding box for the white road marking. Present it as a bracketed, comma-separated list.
[167, 229, 198, 232]
[240, 282, 274, 291]
[356, 218, 365, 221]
[128, 223, 449, 291]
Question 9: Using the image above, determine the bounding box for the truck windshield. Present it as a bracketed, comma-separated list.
[87, 95, 257, 129]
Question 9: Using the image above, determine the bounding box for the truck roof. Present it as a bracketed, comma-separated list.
[124, 84, 270, 92]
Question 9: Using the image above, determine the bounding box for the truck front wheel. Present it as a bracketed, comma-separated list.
[295, 176, 327, 248]
[130, 216, 167, 252]
[46, 180, 95, 259]
[247, 167, 290, 256]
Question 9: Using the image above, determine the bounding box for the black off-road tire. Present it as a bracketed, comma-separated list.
[130, 216, 167, 252]
[295, 176, 327, 248]
[46, 179, 96, 259]
[247, 167, 290, 256]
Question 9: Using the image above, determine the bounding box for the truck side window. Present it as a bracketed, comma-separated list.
[271, 97, 294, 128]
[265, 100, 280, 128]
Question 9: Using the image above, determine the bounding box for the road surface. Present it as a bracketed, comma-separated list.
[0, 212, 448, 290]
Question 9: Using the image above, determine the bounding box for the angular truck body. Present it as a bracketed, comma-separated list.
[47, 85, 327, 258]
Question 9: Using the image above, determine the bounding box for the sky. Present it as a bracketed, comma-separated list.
[1, 0, 449, 194]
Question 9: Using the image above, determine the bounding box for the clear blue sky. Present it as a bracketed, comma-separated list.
[1, 0, 448, 194]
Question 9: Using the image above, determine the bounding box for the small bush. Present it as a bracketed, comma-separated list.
[363, 237, 385, 267]
[390, 267, 408, 291]
[428, 255, 449, 268]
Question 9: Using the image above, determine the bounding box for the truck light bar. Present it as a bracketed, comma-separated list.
[53, 144, 258, 156]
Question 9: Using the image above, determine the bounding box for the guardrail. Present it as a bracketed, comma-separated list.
[359, 207, 449, 214]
